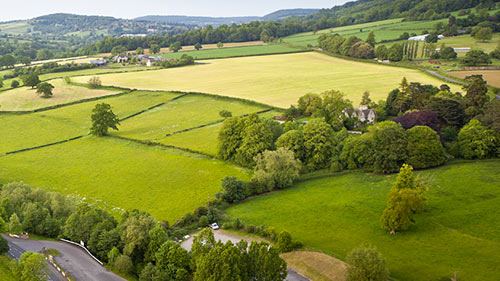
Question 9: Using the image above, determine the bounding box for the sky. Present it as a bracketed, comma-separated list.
[1, 0, 349, 22]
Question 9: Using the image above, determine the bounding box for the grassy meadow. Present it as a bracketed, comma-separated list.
[0, 91, 178, 153]
[0, 78, 121, 111]
[160, 44, 305, 60]
[227, 160, 500, 281]
[160, 123, 223, 155]
[72, 52, 461, 107]
[115, 95, 269, 141]
[0, 136, 250, 223]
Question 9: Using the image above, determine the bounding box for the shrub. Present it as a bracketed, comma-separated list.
[458, 120, 497, 159]
[88, 76, 102, 88]
[406, 126, 447, 169]
[114, 255, 133, 274]
[349, 41, 375, 59]
[198, 216, 208, 227]
[218, 176, 247, 203]
[0, 236, 9, 254]
[11, 80, 19, 88]
[219, 110, 232, 118]
[346, 245, 389, 281]
[276, 231, 294, 253]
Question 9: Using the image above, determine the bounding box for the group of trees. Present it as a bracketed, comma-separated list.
[319, 33, 375, 59]
[0, 182, 288, 280]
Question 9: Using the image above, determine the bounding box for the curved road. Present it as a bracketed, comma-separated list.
[4, 235, 125, 281]
[425, 69, 463, 84]
[181, 230, 309, 281]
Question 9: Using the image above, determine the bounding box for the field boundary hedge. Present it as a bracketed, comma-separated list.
[1, 135, 85, 156]
[110, 135, 217, 159]
[120, 93, 188, 122]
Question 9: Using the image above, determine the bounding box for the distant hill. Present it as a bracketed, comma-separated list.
[135, 9, 320, 26]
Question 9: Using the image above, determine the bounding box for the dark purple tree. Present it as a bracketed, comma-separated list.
[393, 110, 441, 134]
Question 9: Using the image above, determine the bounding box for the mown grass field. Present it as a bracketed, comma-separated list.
[160, 44, 305, 60]
[0, 78, 121, 111]
[115, 95, 269, 141]
[450, 70, 500, 88]
[72, 52, 460, 107]
[0, 91, 177, 153]
[0, 136, 250, 223]
[227, 160, 500, 281]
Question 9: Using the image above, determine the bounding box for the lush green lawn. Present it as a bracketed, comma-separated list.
[161, 44, 305, 60]
[72, 52, 460, 107]
[0, 78, 121, 111]
[0, 136, 250, 223]
[0, 91, 178, 153]
[227, 160, 500, 281]
[160, 122, 223, 155]
[115, 95, 268, 141]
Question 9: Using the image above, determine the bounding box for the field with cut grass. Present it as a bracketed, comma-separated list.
[72, 52, 461, 107]
[227, 160, 500, 281]
[0, 78, 121, 111]
[0, 91, 178, 153]
[0, 136, 250, 223]
[450, 70, 500, 88]
[115, 94, 269, 141]
[160, 44, 305, 60]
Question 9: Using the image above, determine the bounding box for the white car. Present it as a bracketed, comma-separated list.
[210, 223, 219, 230]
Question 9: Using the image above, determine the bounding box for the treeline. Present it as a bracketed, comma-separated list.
[216, 76, 499, 190]
[0, 182, 289, 280]
[2, 61, 97, 80]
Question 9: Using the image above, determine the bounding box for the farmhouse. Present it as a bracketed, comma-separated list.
[114, 55, 128, 63]
[343, 105, 377, 124]
[89, 59, 107, 66]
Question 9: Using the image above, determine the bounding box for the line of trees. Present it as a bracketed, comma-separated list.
[0, 182, 288, 280]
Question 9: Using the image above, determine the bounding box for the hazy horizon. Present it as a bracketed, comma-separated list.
[1, 0, 348, 22]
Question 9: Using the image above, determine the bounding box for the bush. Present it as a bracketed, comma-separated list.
[11, 80, 19, 88]
[276, 231, 293, 253]
[406, 126, 447, 169]
[219, 110, 232, 118]
[0, 237, 9, 254]
[114, 255, 133, 274]
[218, 177, 247, 203]
[198, 216, 208, 227]
[346, 245, 389, 281]
[252, 148, 301, 193]
[88, 76, 102, 88]
[440, 46, 457, 59]
[458, 120, 497, 159]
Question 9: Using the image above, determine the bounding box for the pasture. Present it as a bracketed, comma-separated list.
[72, 52, 461, 107]
[0, 78, 121, 111]
[227, 160, 500, 281]
[160, 44, 305, 60]
[0, 136, 250, 223]
[115, 94, 269, 141]
[450, 70, 500, 88]
[146, 41, 266, 55]
[0, 91, 178, 153]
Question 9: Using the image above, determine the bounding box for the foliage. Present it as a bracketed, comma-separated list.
[461, 50, 492, 66]
[349, 41, 375, 59]
[216, 42, 224, 48]
[302, 119, 337, 170]
[464, 75, 489, 118]
[380, 164, 425, 232]
[406, 126, 447, 169]
[90, 103, 120, 136]
[218, 177, 247, 203]
[35, 82, 54, 98]
[426, 95, 466, 128]
[276, 230, 295, 253]
[21, 74, 40, 88]
[169, 42, 182, 53]
[375, 45, 388, 60]
[219, 110, 232, 118]
[13, 252, 49, 281]
[439, 46, 457, 59]
[114, 255, 133, 274]
[393, 110, 440, 133]
[8, 213, 22, 234]
[346, 245, 389, 281]
[276, 129, 306, 162]
[0, 237, 9, 254]
[252, 148, 301, 193]
[11, 80, 19, 88]
[479, 100, 500, 134]
[88, 76, 102, 88]
[387, 43, 403, 62]
[458, 119, 497, 159]
[194, 43, 202, 50]
[369, 121, 408, 173]
[473, 27, 493, 41]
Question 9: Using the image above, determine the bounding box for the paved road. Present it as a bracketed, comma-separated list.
[4, 235, 125, 281]
[181, 230, 310, 281]
[425, 69, 463, 84]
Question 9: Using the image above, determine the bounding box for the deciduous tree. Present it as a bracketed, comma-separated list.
[90, 103, 120, 136]
[346, 245, 389, 281]
[36, 82, 54, 98]
[252, 148, 301, 193]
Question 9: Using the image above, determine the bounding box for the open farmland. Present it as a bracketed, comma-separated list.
[0, 91, 178, 153]
[449, 70, 500, 88]
[115, 94, 270, 141]
[227, 160, 500, 281]
[0, 78, 121, 111]
[160, 44, 305, 60]
[73, 52, 461, 107]
[0, 136, 250, 222]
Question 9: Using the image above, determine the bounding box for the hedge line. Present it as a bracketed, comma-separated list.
[119, 94, 188, 122]
[2, 135, 84, 156]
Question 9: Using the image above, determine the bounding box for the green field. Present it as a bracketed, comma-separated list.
[227, 160, 500, 281]
[161, 123, 223, 155]
[0, 91, 177, 153]
[115, 95, 269, 141]
[72, 52, 461, 107]
[0, 78, 121, 111]
[161, 44, 305, 60]
[0, 136, 250, 223]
